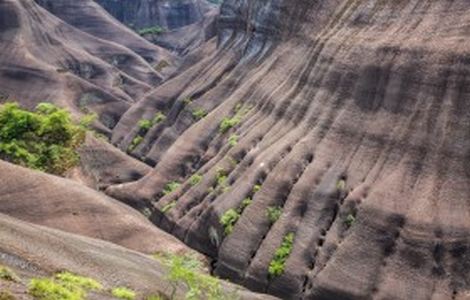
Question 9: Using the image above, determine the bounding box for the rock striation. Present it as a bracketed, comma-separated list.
[107, 0, 470, 299]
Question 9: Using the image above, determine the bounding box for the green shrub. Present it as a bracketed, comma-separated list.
[128, 136, 144, 152]
[345, 214, 356, 227]
[153, 112, 166, 124]
[161, 200, 177, 213]
[0, 290, 15, 300]
[79, 113, 97, 129]
[182, 97, 192, 105]
[189, 174, 202, 186]
[0, 102, 85, 175]
[240, 198, 252, 210]
[336, 179, 346, 190]
[213, 168, 229, 194]
[29, 278, 84, 300]
[192, 108, 207, 120]
[220, 209, 240, 235]
[163, 181, 181, 196]
[0, 266, 18, 282]
[55, 272, 102, 291]
[220, 197, 252, 236]
[112, 287, 136, 300]
[138, 119, 153, 131]
[252, 184, 262, 193]
[268, 233, 295, 277]
[219, 116, 240, 133]
[228, 134, 238, 147]
[156, 253, 231, 300]
[138, 26, 164, 36]
[146, 295, 163, 300]
[266, 206, 282, 224]
[28, 272, 102, 300]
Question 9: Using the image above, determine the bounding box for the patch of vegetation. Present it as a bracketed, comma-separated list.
[153, 112, 166, 124]
[163, 181, 181, 196]
[345, 213, 356, 228]
[266, 206, 282, 224]
[128, 136, 144, 152]
[211, 168, 229, 194]
[154, 60, 170, 72]
[79, 113, 97, 129]
[155, 253, 234, 300]
[112, 287, 136, 300]
[0, 102, 86, 175]
[220, 209, 240, 236]
[0, 291, 15, 300]
[0, 266, 18, 282]
[219, 116, 241, 134]
[336, 179, 346, 190]
[192, 108, 207, 120]
[161, 200, 177, 214]
[268, 233, 295, 277]
[189, 174, 203, 186]
[28, 272, 102, 300]
[252, 184, 262, 193]
[220, 197, 252, 236]
[137, 26, 164, 36]
[182, 97, 192, 105]
[228, 134, 238, 147]
[55, 272, 102, 291]
[138, 119, 153, 131]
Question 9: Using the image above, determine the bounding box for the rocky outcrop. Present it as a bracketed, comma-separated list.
[0, 0, 173, 133]
[107, 0, 470, 299]
[96, 0, 219, 54]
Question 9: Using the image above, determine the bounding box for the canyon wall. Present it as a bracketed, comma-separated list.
[107, 0, 470, 299]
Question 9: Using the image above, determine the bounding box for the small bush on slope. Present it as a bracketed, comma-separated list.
[112, 287, 136, 300]
[268, 233, 295, 277]
[0, 102, 86, 175]
[0, 266, 19, 282]
[155, 253, 236, 300]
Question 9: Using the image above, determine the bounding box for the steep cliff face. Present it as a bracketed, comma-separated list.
[96, 0, 219, 54]
[107, 0, 470, 299]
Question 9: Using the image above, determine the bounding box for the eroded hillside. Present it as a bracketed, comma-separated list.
[1, 0, 470, 299]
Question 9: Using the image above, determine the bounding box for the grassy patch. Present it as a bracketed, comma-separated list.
[138, 119, 153, 131]
[55, 272, 102, 291]
[345, 213, 356, 228]
[128, 136, 144, 152]
[112, 287, 136, 300]
[163, 181, 181, 196]
[28, 272, 102, 300]
[220, 209, 240, 236]
[268, 233, 295, 277]
[161, 200, 177, 213]
[192, 108, 207, 120]
[220, 197, 252, 236]
[228, 134, 238, 147]
[189, 174, 202, 186]
[0, 102, 86, 175]
[266, 206, 282, 224]
[138, 26, 164, 36]
[153, 112, 166, 124]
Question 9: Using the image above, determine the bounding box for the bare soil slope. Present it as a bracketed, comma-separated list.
[106, 1, 470, 299]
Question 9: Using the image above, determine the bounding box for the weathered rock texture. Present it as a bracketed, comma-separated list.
[107, 0, 470, 299]
[96, 0, 219, 54]
[0, 213, 276, 300]
[0, 0, 173, 133]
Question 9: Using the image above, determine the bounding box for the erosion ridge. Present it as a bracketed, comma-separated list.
[106, 0, 470, 299]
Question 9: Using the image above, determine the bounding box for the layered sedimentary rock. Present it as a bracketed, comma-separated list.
[107, 0, 470, 299]
[0, 0, 172, 133]
[0, 213, 275, 300]
[96, 0, 219, 54]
